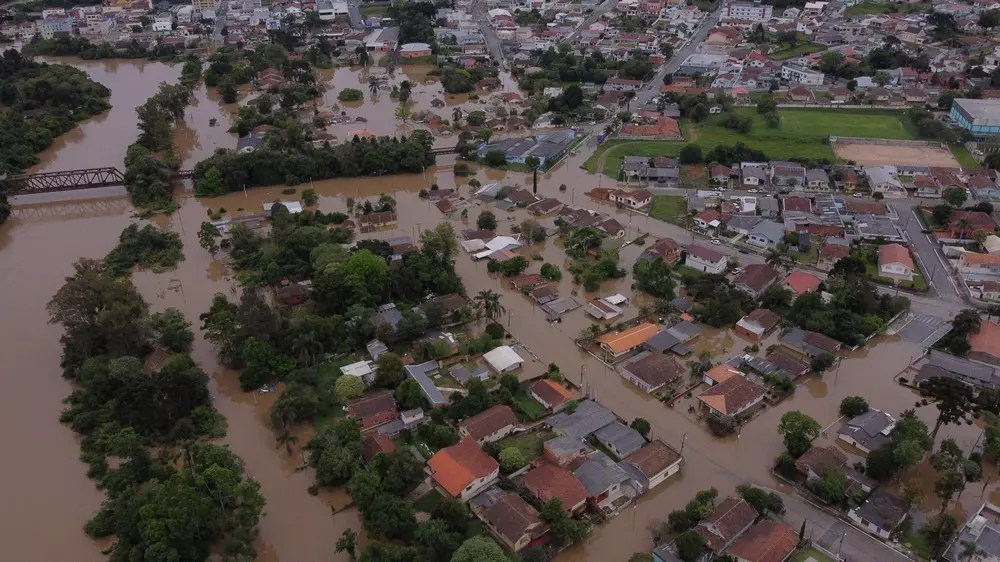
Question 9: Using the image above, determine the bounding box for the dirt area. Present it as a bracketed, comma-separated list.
[833, 142, 960, 168]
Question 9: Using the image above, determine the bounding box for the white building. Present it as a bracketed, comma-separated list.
[685, 244, 728, 274]
[483, 345, 524, 374]
[152, 14, 174, 31]
[341, 360, 377, 387]
[722, 1, 773, 22]
[317, 0, 350, 20]
[866, 166, 906, 197]
[781, 64, 824, 85]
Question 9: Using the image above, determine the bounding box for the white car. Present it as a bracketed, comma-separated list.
[711, 239, 722, 246]
[853, 192, 863, 198]
[747, 189, 759, 194]
[731, 267, 743, 274]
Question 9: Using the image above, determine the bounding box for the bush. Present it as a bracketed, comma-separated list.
[484, 150, 507, 167]
[454, 162, 471, 176]
[334, 375, 364, 400]
[540, 263, 562, 281]
[839, 396, 869, 417]
[485, 323, 506, 339]
[499, 447, 526, 473]
[302, 188, 318, 206]
[477, 210, 498, 230]
[706, 415, 737, 436]
[338, 88, 363, 102]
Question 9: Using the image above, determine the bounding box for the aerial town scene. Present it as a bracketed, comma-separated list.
[12, 0, 1000, 561]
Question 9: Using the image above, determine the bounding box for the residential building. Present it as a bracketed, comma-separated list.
[193, 0, 218, 11]
[704, 363, 743, 386]
[543, 435, 590, 467]
[596, 322, 660, 358]
[950, 98, 1000, 137]
[524, 462, 589, 514]
[782, 270, 822, 296]
[915, 350, 1000, 391]
[481, 492, 547, 552]
[478, 131, 576, 168]
[697, 374, 766, 417]
[685, 244, 728, 274]
[727, 521, 799, 562]
[878, 243, 915, 282]
[943, 503, 1000, 562]
[573, 450, 637, 510]
[848, 490, 909, 540]
[695, 208, 722, 229]
[726, 215, 764, 237]
[609, 188, 654, 209]
[640, 238, 681, 264]
[405, 360, 448, 407]
[959, 252, 1000, 275]
[948, 211, 997, 239]
[780, 327, 842, 357]
[483, 345, 524, 374]
[592, 421, 646, 458]
[735, 308, 781, 341]
[362, 432, 397, 464]
[695, 497, 759, 552]
[806, 168, 831, 191]
[866, 166, 906, 196]
[346, 391, 398, 430]
[377, 408, 426, 438]
[970, 320, 1000, 367]
[586, 298, 624, 320]
[747, 220, 785, 248]
[399, 42, 432, 58]
[620, 439, 684, 495]
[723, 1, 773, 22]
[838, 409, 896, 454]
[620, 351, 686, 393]
[340, 360, 377, 387]
[547, 400, 617, 439]
[459, 405, 517, 443]
[530, 379, 575, 411]
[770, 163, 807, 188]
[733, 264, 780, 297]
[428, 437, 500, 501]
[781, 63, 824, 85]
[795, 445, 873, 494]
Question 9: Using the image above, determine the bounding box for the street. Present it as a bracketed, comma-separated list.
[637, 4, 723, 105]
[887, 200, 963, 304]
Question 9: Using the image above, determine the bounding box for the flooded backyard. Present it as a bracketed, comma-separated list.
[0, 55, 995, 562]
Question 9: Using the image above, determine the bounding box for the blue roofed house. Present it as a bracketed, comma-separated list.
[573, 450, 637, 511]
[547, 400, 617, 439]
[747, 220, 785, 249]
[592, 421, 646, 459]
[838, 409, 896, 455]
[405, 360, 448, 407]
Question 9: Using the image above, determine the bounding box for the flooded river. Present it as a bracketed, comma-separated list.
[1, 56, 994, 561]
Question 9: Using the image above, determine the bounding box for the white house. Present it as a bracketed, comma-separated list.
[866, 166, 906, 197]
[847, 491, 908, 540]
[152, 13, 174, 31]
[585, 298, 624, 320]
[685, 244, 728, 274]
[781, 64, 824, 85]
[609, 189, 653, 209]
[621, 439, 683, 494]
[878, 243, 915, 282]
[341, 360, 377, 387]
[483, 345, 524, 374]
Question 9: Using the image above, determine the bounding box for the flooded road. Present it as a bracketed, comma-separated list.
[0, 55, 990, 562]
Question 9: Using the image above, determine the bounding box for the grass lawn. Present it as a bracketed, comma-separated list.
[497, 428, 555, 460]
[361, 4, 387, 17]
[863, 259, 928, 291]
[650, 195, 688, 224]
[680, 165, 708, 187]
[951, 144, 981, 169]
[511, 393, 548, 421]
[770, 42, 825, 60]
[845, 0, 929, 16]
[790, 548, 835, 562]
[414, 489, 447, 513]
[587, 108, 915, 178]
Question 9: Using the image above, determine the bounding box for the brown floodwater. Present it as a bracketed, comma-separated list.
[4, 56, 994, 562]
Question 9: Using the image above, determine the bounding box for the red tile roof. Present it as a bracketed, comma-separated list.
[782, 271, 822, 296]
[428, 437, 499, 497]
[743, 308, 781, 331]
[531, 379, 575, 408]
[697, 497, 759, 551]
[483, 492, 545, 545]
[970, 320, 1000, 359]
[524, 462, 589, 511]
[727, 520, 799, 562]
[347, 391, 397, 420]
[734, 264, 779, 293]
[698, 375, 765, 415]
[362, 432, 397, 463]
[795, 445, 847, 477]
[878, 243, 913, 270]
[460, 405, 517, 441]
[624, 439, 681, 478]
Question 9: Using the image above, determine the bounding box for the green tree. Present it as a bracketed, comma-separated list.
[540, 263, 562, 281]
[335, 375, 365, 400]
[935, 471, 966, 515]
[336, 528, 358, 559]
[376, 352, 405, 388]
[477, 210, 498, 230]
[942, 186, 969, 207]
[922, 515, 959, 558]
[675, 530, 708, 562]
[540, 498, 588, 547]
[631, 418, 651, 439]
[736, 484, 785, 516]
[815, 467, 847, 505]
[414, 519, 462, 560]
[811, 353, 835, 373]
[678, 144, 703, 165]
[474, 289, 505, 322]
[451, 536, 507, 562]
[633, 257, 676, 299]
[840, 396, 869, 417]
[499, 447, 526, 473]
[198, 221, 221, 255]
[920, 376, 977, 442]
[151, 307, 194, 353]
[778, 411, 820, 457]
[525, 155, 541, 171]
[483, 149, 506, 167]
[196, 166, 226, 197]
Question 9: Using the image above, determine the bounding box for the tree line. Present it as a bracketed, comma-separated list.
[22, 35, 184, 61]
[48, 258, 266, 561]
[0, 49, 111, 223]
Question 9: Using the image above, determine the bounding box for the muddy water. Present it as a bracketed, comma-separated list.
[6, 56, 994, 562]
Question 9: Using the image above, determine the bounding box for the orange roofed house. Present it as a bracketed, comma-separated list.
[878, 243, 914, 282]
[530, 378, 576, 411]
[596, 322, 660, 358]
[428, 437, 500, 501]
[727, 520, 799, 562]
[698, 373, 766, 418]
[969, 320, 1000, 367]
[781, 271, 821, 296]
[523, 462, 589, 514]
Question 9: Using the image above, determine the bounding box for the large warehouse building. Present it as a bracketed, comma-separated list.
[950, 98, 1000, 136]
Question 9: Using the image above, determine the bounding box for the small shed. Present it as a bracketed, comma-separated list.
[483, 345, 524, 374]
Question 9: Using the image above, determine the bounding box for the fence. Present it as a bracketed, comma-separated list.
[829, 137, 948, 150]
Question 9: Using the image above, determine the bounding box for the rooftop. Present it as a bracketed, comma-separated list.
[954, 98, 1000, 125]
[461, 405, 517, 441]
[622, 351, 686, 390]
[970, 320, 1000, 359]
[727, 520, 799, 562]
[531, 378, 575, 408]
[547, 400, 616, 439]
[428, 437, 499, 497]
[483, 492, 545, 544]
[852, 490, 908, 530]
[347, 391, 397, 420]
[623, 439, 682, 479]
[596, 322, 659, 354]
[783, 270, 822, 296]
[573, 450, 631, 496]
[698, 374, 766, 415]
[593, 421, 646, 458]
[523, 462, 589, 510]
[697, 497, 759, 551]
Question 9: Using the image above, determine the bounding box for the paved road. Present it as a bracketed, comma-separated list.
[567, 0, 616, 43]
[774, 490, 914, 562]
[347, 0, 363, 28]
[471, 0, 507, 70]
[637, 5, 723, 105]
[212, 0, 228, 46]
[887, 200, 963, 304]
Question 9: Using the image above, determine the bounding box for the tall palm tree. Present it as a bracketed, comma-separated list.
[452, 107, 463, 125]
[292, 332, 323, 366]
[368, 76, 379, 95]
[355, 45, 369, 67]
[275, 426, 299, 456]
[958, 218, 972, 239]
[474, 289, 505, 322]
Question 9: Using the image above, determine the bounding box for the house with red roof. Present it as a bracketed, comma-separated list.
[878, 243, 915, 282]
[782, 270, 822, 296]
[727, 520, 799, 562]
[523, 462, 589, 514]
[696, 497, 759, 552]
[459, 405, 518, 443]
[346, 391, 398, 430]
[948, 211, 996, 238]
[427, 437, 500, 501]
[698, 374, 766, 417]
[530, 379, 576, 411]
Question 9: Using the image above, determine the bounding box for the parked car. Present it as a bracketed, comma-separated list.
[921, 229, 932, 234]
[853, 192, 864, 198]
[711, 239, 722, 246]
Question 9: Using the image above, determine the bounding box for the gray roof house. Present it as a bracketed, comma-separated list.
[758, 197, 780, 218]
[450, 363, 490, 384]
[770, 163, 807, 187]
[237, 134, 264, 153]
[848, 490, 908, 540]
[838, 409, 895, 454]
[915, 350, 1000, 391]
[944, 502, 1000, 562]
[573, 451, 635, 508]
[375, 303, 405, 331]
[367, 339, 389, 360]
[641, 330, 693, 356]
[667, 320, 702, 343]
[547, 400, 617, 439]
[747, 220, 785, 248]
[806, 168, 830, 191]
[405, 360, 447, 407]
[725, 215, 763, 236]
[780, 327, 842, 358]
[592, 421, 646, 459]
